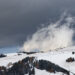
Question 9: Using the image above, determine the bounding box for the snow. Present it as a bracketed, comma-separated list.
[0, 53, 27, 67]
[0, 46, 75, 74]
[29, 46, 75, 74]
[35, 68, 68, 75]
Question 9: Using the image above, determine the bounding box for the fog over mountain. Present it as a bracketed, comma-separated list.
[0, 0, 75, 48]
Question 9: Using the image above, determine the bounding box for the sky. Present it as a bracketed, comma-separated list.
[0, 0, 75, 48]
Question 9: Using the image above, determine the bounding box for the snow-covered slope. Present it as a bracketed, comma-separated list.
[0, 46, 75, 75]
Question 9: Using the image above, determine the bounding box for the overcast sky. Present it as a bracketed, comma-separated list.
[0, 0, 75, 47]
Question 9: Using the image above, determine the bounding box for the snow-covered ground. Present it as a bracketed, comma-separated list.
[35, 68, 67, 75]
[0, 53, 27, 67]
[0, 46, 75, 75]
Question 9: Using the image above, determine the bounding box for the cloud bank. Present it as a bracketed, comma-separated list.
[21, 13, 75, 52]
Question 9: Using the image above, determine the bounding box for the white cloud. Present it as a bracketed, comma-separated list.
[21, 13, 75, 52]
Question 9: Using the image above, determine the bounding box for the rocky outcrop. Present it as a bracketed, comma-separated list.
[34, 60, 69, 75]
[66, 57, 74, 62]
[0, 57, 70, 75]
[0, 54, 6, 58]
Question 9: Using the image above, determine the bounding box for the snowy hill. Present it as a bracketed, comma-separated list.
[0, 46, 75, 75]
